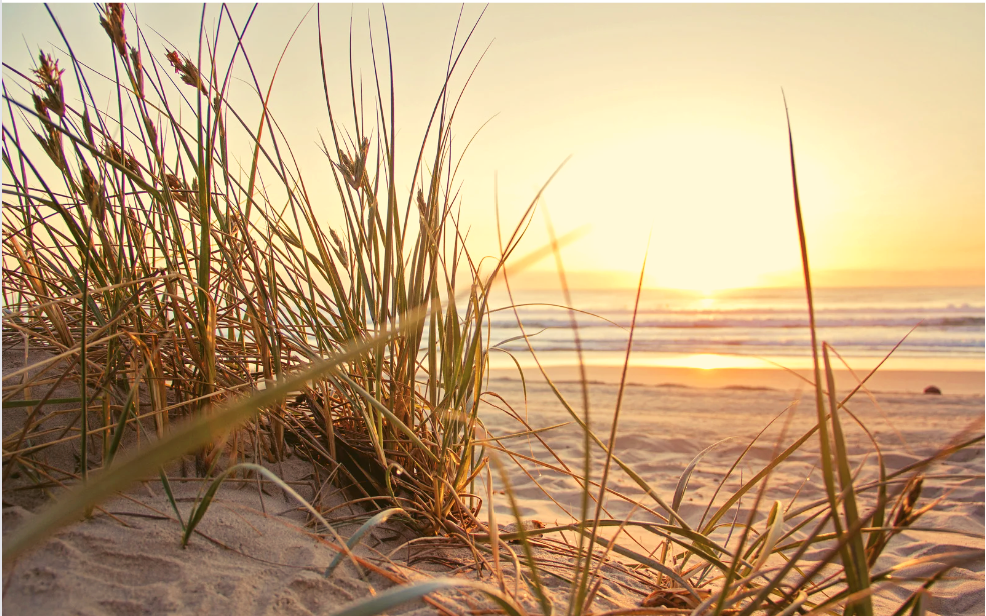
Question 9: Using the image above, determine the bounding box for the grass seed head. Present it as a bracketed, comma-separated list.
[102, 139, 143, 179]
[143, 117, 157, 150]
[32, 52, 65, 118]
[329, 227, 344, 249]
[165, 173, 190, 204]
[894, 477, 924, 527]
[31, 92, 49, 121]
[337, 150, 359, 189]
[81, 113, 95, 145]
[336, 138, 371, 191]
[33, 128, 65, 171]
[99, 3, 127, 57]
[129, 47, 144, 98]
[80, 164, 108, 222]
[165, 50, 208, 95]
[30, 90, 65, 170]
[329, 227, 349, 267]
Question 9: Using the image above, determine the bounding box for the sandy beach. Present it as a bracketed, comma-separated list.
[4, 367, 983, 615]
[481, 375, 985, 615]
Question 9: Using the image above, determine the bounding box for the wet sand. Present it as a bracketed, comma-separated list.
[490, 364, 985, 396]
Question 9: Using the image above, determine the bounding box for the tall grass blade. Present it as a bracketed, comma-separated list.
[672, 437, 733, 513]
[824, 346, 873, 616]
[330, 578, 526, 616]
[324, 507, 407, 577]
[492, 453, 553, 616]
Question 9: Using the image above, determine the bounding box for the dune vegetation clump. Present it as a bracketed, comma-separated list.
[3, 5, 982, 616]
[2, 2, 534, 536]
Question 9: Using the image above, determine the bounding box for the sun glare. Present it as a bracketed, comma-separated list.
[682, 354, 736, 370]
[672, 354, 776, 370]
[646, 265, 762, 295]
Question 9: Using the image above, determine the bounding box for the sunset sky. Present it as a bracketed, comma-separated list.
[4, 3, 983, 292]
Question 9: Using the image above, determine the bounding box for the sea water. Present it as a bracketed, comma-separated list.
[485, 286, 985, 372]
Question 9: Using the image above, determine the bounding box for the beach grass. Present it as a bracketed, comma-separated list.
[3, 4, 983, 615]
[1, 2, 536, 537]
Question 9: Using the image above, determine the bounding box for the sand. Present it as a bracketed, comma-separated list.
[3, 363, 984, 615]
[478, 375, 985, 615]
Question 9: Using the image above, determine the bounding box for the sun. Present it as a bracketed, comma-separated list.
[676, 354, 767, 370]
[645, 264, 760, 295]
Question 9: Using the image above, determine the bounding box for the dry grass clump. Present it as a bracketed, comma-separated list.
[2, 2, 528, 539]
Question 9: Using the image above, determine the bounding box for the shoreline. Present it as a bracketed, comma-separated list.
[489, 365, 985, 396]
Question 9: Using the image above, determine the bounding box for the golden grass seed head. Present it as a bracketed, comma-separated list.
[124, 154, 142, 179]
[129, 48, 144, 99]
[329, 227, 345, 250]
[165, 50, 181, 72]
[165, 49, 208, 95]
[28, 68, 65, 171]
[80, 164, 107, 223]
[337, 150, 361, 190]
[33, 129, 65, 171]
[82, 113, 95, 146]
[33, 52, 63, 87]
[329, 227, 349, 268]
[165, 173, 182, 190]
[32, 53, 65, 118]
[102, 139, 121, 162]
[335, 247, 349, 269]
[355, 140, 370, 187]
[31, 92, 49, 121]
[339, 150, 353, 171]
[101, 139, 143, 179]
[165, 173, 190, 204]
[893, 477, 924, 527]
[905, 477, 923, 509]
[143, 117, 157, 149]
[99, 3, 127, 58]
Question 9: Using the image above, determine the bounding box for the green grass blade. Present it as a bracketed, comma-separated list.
[158, 469, 185, 531]
[179, 463, 355, 568]
[324, 507, 407, 577]
[492, 453, 552, 616]
[824, 346, 873, 616]
[330, 578, 526, 616]
[580, 531, 702, 602]
[673, 437, 734, 513]
[751, 500, 785, 572]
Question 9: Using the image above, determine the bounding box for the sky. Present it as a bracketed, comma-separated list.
[3, 3, 983, 292]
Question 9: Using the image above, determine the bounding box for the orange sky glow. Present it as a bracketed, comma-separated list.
[4, 4, 983, 292]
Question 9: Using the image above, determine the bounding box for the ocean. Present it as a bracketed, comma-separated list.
[485, 286, 985, 373]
